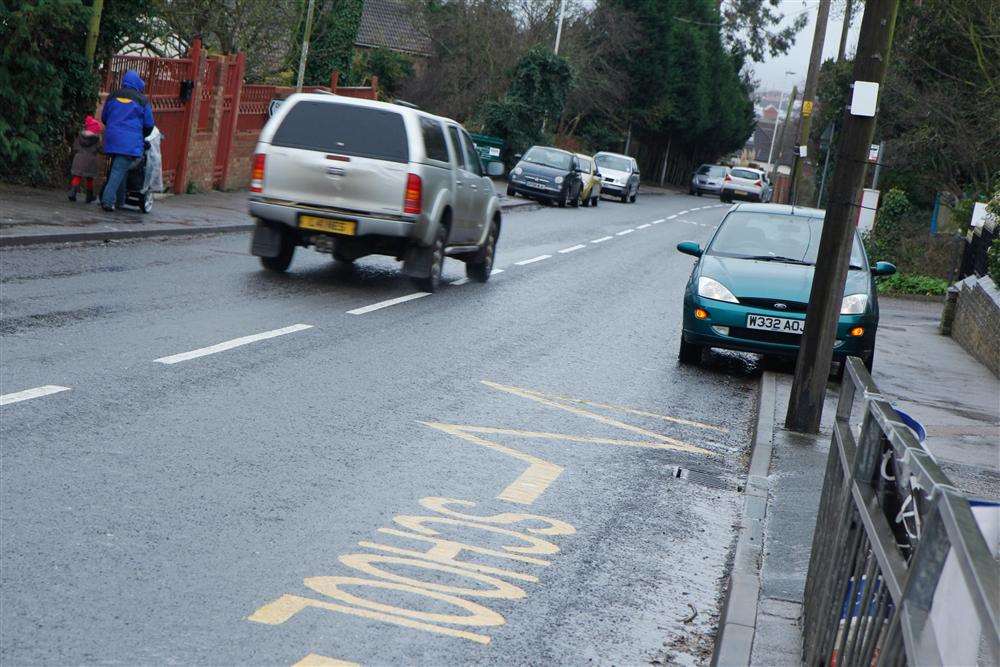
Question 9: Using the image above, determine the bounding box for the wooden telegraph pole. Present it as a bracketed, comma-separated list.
[84, 0, 104, 63]
[790, 0, 832, 206]
[785, 0, 902, 433]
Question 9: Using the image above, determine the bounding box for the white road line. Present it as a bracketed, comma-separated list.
[155, 324, 315, 363]
[616, 229, 635, 236]
[651, 218, 665, 224]
[636, 224, 651, 229]
[591, 236, 613, 244]
[450, 277, 470, 286]
[0, 385, 71, 407]
[678, 210, 689, 215]
[667, 215, 678, 220]
[346, 293, 430, 316]
[491, 268, 504, 275]
[515, 254, 552, 266]
[559, 244, 587, 254]
[681, 220, 699, 225]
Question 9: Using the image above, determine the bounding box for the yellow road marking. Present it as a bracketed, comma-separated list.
[421, 421, 562, 505]
[293, 654, 360, 667]
[454, 425, 710, 455]
[538, 394, 726, 432]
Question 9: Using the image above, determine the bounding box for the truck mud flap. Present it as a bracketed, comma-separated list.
[401, 243, 433, 278]
[250, 220, 282, 257]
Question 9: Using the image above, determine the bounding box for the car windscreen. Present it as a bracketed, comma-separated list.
[522, 147, 572, 170]
[595, 154, 631, 172]
[707, 211, 866, 267]
[697, 165, 728, 176]
[731, 168, 760, 180]
[271, 101, 409, 163]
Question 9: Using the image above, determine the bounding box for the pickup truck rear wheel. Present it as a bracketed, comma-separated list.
[413, 225, 447, 292]
[466, 221, 498, 283]
[260, 229, 295, 272]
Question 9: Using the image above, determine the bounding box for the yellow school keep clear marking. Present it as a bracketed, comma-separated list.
[293, 654, 360, 667]
[422, 382, 717, 505]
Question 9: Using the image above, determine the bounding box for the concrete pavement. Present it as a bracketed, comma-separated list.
[1, 191, 752, 664]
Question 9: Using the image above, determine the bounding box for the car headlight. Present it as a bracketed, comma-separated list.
[554, 176, 564, 184]
[697, 277, 739, 303]
[841, 293, 868, 315]
[512, 167, 522, 176]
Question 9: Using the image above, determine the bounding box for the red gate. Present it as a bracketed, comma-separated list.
[214, 54, 245, 189]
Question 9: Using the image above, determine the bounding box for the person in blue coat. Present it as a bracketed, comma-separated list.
[100, 70, 155, 212]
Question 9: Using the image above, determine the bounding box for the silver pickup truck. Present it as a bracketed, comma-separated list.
[248, 94, 502, 292]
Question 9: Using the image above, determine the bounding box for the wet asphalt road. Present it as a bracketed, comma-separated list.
[1, 192, 761, 665]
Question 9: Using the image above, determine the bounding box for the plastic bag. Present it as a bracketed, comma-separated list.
[143, 127, 164, 193]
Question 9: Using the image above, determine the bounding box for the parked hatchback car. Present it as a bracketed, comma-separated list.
[507, 146, 583, 207]
[247, 94, 501, 292]
[720, 167, 772, 203]
[675, 203, 896, 374]
[690, 164, 729, 196]
[594, 152, 639, 203]
[575, 153, 602, 207]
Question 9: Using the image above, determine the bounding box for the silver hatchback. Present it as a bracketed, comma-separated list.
[248, 94, 501, 291]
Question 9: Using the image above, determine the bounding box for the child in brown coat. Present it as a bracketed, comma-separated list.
[69, 115, 104, 202]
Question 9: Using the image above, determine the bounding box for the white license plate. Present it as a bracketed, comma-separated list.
[746, 314, 804, 334]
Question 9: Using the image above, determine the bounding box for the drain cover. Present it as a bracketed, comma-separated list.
[671, 466, 737, 491]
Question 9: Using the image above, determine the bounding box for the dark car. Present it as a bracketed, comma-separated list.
[507, 146, 584, 207]
[675, 203, 896, 376]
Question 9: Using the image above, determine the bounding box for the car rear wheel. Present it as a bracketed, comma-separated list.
[696, 191, 703, 197]
[260, 228, 295, 272]
[678, 337, 702, 365]
[413, 225, 447, 293]
[466, 220, 498, 283]
[620, 190, 629, 203]
[506, 184, 515, 197]
[629, 191, 637, 203]
[721, 191, 732, 203]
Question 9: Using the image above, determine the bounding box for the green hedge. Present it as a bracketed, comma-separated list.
[877, 273, 949, 296]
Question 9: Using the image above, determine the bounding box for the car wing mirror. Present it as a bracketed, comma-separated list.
[677, 241, 703, 257]
[873, 261, 897, 276]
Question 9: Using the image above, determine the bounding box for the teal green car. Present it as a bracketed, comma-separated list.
[676, 203, 896, 373]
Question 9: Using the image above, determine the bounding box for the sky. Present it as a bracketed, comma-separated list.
[751, 0, 862, 93]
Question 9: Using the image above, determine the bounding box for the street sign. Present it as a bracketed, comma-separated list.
[802, 100, 813, 117]
[868, 144, 880, 162]
[799, 145, 808, 158]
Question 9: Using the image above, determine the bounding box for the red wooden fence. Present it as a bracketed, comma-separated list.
[99, 42, 378, 194]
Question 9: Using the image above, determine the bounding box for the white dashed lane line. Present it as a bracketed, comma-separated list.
[491, 268, 504, 275]
[515, 255, 552, 266]
[0, 385, 71, 407]
[154, 324, 315, 362]
[591, 236, 613, 244]
[558, 244, 587, 254]
[636, 224, 651, 229]
[616, 229, 635, 236]
[450, 277, 470, 286]
[347, 293, 430, 316]
[651, 218, 665, 224]
[667, 214, 678, 220]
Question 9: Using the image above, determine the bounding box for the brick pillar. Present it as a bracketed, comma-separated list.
[173, 37, 203, 194]
[219, 52, 246, 190]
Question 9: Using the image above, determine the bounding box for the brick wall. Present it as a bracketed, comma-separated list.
[943, 275, 1000, 376]
[224, 132, 260, 190]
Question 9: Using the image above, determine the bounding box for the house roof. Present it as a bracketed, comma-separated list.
[355, 0, 433, 57]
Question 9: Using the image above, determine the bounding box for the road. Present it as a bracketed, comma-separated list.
[1, 192, 760, 665]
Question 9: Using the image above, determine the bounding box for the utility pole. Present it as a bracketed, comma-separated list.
[785, 0, 901, 433]
[838, 0, 854, 61]
[770, 85, 797, 188]
[790, 0, 832, 206]
[84, 0, 104, 64]
[554, 0, 567, 54]
[295, 0, 317, 92]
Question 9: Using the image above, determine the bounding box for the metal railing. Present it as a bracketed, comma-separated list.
[801, 357, 999, 666]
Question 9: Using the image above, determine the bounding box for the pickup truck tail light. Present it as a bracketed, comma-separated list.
[755, 179, 763, 187]
[724, 174, 732, 182]
[250, 153, 265, 193]
[404, 173, 422, 214]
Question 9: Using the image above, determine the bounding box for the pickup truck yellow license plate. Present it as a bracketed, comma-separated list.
[299, 215, 356, 236]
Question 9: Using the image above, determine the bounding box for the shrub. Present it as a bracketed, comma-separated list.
[988, 238, 1000, 287]
[877, 273, 949, 296]
[867, 188, 914, 263]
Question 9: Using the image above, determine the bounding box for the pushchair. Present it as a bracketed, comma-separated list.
[100, 127, 163, 213]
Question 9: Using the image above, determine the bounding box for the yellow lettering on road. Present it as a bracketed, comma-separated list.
[339, 553, 527, 599]
[418, 497, 576, 536]
[393, 515, 560, 555]
[248, 592, 491, 644]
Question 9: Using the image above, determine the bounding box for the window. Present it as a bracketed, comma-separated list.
[447, 126, 465, 169]
[731, 168, 761, 180]
[420, 117, 449, 162]
[461, 130, 482, 175]
[271, 101, 408, 163]
[523, 147, 573, 170]
[708, 212, 866, 267]
[595, 154, 630, 172]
